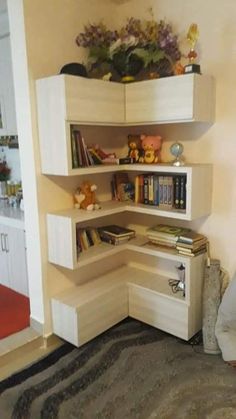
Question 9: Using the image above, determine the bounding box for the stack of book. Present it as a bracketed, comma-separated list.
[176, 231, 208, 256]
[146, 224, 191, 248]
[98, 225, 135, 246]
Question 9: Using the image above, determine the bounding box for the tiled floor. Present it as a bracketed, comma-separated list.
[0, 328, 62, 381]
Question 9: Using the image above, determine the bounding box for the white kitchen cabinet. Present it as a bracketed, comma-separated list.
[0, 223, 28, 296]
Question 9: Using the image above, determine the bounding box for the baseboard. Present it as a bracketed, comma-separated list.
[30, 316, 44, 335]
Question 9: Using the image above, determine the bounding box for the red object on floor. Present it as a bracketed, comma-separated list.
[0, 284, 30, 339]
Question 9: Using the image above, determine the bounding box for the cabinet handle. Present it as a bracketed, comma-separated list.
[0, 233, 5, 251]
[4, 234, 9, 253]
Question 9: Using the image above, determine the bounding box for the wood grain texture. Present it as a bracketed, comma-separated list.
[125, 74, 215, 124]
[50, 261, 205, 345]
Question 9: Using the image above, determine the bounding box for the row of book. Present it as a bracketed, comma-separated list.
[146, 224, 208, 257]
[76, 227, 101, 255]
[71, 129, 133, 168]
[135, 174, 187, 210]
[76, 225, 136, 255]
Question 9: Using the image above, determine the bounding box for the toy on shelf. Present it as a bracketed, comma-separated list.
[139, 134, 162, 164]
[74, 181, 101, 211]
[127, 135, 142, 163]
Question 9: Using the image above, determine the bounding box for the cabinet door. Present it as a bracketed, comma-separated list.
[0, 225, 10, 288]
[7, 226, 28, 296]
[125, 74, 215, 124]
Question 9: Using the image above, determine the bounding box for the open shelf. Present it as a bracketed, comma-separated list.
[76, 235, 191, 269]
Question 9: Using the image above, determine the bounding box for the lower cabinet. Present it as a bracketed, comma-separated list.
[51, 276, 128, 346]
[51, 256, 205, 347]
[0, 224, 28, 296]
[129, 284, 189, 340]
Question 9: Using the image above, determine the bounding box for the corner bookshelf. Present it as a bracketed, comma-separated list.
[36, 73, 215, 347]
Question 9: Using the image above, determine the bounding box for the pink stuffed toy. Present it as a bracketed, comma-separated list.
[139, 134, 162, 164]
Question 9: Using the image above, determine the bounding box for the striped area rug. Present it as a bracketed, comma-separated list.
[1, 319, 236, 419]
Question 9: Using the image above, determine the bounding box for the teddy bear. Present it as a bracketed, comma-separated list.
[127, 134, 142, 162]
[74, 181, 100, 210]
[139, 134, 162, 164]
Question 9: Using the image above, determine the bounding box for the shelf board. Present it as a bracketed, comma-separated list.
[127, 269, 185, 302]
[127, 202, 187, 220]
[69, 163, 211, 176]
[49, 200, 188, 223]
[75, 235, 192, 269]
[77, 241, 123, 268]
[52, 265, 185, 308]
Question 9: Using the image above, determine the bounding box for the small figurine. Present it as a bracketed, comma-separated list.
[74, 181, 100, 210]
[173, 61, 185, 75]
[127, 135, 141, 162]
[102, 72, 112, 81]
[139, 134, 162, 164]
[184, 23, 201, 74]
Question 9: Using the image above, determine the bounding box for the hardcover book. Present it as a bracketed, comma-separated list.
[98, 225, 135, 238]
[147, 224, 191, 237]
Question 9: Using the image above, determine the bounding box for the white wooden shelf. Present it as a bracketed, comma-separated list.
[36, 72, 215, 346]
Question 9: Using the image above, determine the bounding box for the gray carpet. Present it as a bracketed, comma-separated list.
[0, 318, 236, 419]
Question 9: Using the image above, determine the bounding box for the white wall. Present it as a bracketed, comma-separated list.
[8, 0, 119, 334]
[0, 7, 21, 181]
[8, 0, 236, 335]
[111, 0, 236, 276]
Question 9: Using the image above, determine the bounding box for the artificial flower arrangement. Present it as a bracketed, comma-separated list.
[0, 160, 10, 182]
[76, 16, 183, 82]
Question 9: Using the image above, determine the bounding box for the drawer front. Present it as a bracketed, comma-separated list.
[78, 284, 128, 346]
[129, 285, 189, 340]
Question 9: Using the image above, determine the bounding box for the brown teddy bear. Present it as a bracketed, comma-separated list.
[127, 135, 142, 162]
[74, 181, 100, 210]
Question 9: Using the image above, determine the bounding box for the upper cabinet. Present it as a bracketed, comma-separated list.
[36, 74, 125, 125]
[125, 74, 215, 124]
[36, 73, 215, 175]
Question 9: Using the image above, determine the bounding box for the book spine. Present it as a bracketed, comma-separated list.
[167, 176, 174, 207]
[174, 176, 180, 209]
[135, 175, 140, 203]
[139, 175, 144, 203]
[153, 174, 159, 206]
[71, 131, 79, 169]
[180, 175, 187, 210]
[148, 174, 154, 205]
[143, 175, 149, 204]
[74, 130, 84, 167]
[158, 176, 164, 206]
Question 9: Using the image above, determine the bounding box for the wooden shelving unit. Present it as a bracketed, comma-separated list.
[36, 73, 215, 347]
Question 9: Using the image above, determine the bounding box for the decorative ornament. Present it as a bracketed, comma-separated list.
[184, 23, 201, 74]
[170, 142, 185, 166]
